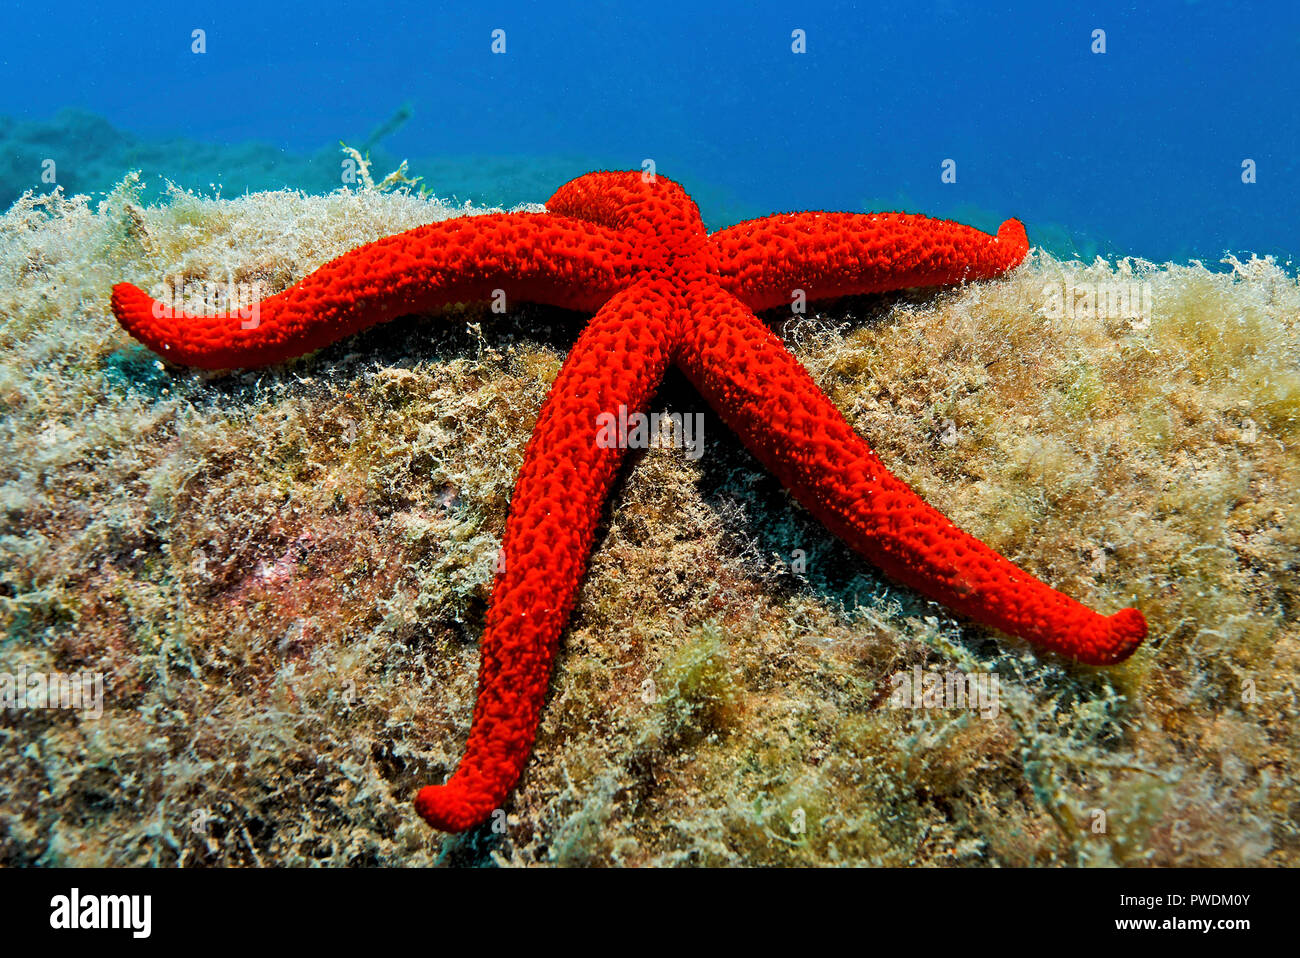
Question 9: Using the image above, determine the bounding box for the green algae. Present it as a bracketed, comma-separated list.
[101, 345, 171, 399]
[0, 171, 1296, 867]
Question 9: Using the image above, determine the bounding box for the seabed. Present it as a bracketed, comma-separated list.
[0, 173, 1295, 866]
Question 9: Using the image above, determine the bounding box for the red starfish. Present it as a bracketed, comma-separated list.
[111, 171, 1147, 832]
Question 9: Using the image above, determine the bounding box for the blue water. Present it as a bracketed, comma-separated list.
[2, 0, 1296, 264]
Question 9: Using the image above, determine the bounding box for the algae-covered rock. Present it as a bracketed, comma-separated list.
[0, 173, 1295, 867]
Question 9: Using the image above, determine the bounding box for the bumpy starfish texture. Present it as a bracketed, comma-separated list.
[112, 171, 1147, 833]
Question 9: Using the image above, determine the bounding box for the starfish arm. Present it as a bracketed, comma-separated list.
[677, 283, 1146, 665]
[110, 213, 645, 369]
[711, 212, 1029, 311]
[415, 281, 678, 831]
